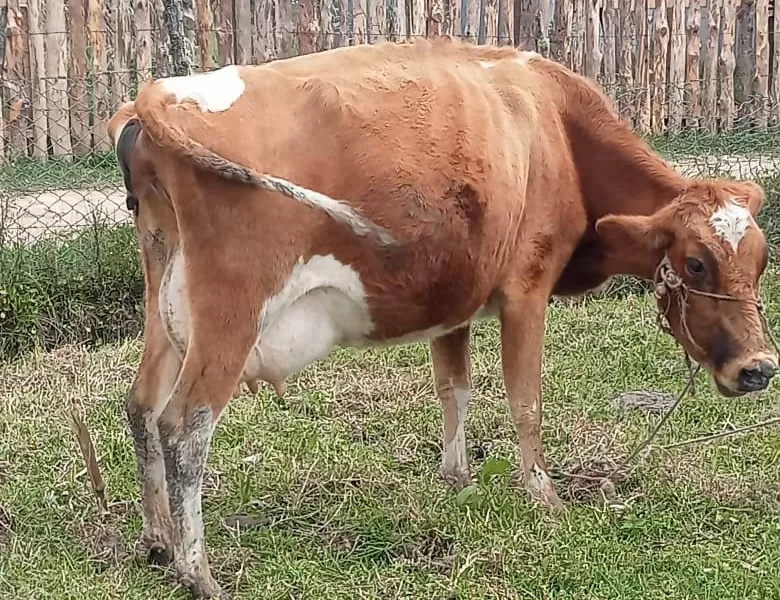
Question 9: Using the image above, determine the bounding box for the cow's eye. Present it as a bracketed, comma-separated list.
[686, 257, 705, 276]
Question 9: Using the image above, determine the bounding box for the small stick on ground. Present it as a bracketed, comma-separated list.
[67, 398, 108, 515]
[661, 417, 780, 450]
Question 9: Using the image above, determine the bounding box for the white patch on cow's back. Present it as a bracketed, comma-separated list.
[159, 65, 245, 112]
[479, 60, 496, 69]
[709, 197, 753, 252]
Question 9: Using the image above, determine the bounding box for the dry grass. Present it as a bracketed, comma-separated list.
[2, 270, 780, 599]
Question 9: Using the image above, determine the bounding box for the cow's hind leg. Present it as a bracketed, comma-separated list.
[431, 325, 472, 490]
[158, 313, 257, 599]
[126, 319, 181, 565]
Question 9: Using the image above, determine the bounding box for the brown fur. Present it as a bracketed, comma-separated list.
[108, 38, 777, 598]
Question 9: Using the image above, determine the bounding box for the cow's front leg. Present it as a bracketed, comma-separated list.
[499, 289, 563, 510]
[126, 324, 181, 565]
[431, 325, 472, 490]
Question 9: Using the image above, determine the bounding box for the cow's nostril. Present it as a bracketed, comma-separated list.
[737, 366, 771, 392]
[758, 360, 777, 379]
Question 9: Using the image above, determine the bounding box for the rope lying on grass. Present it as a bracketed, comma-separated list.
[560, 254, 780, 499]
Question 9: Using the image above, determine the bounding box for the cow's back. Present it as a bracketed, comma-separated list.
[149, 42, 549, 342]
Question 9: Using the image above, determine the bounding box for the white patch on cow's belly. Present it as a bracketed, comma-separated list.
[159, 252, 375, 389]
[158, 251, 497, 391]
[158, 65, 245, 112]
[709, 197, 753, 252]
[242, 255, 374, 385]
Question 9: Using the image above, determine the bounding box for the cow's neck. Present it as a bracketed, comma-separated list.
[552, 78, 688, 296]
[567, 108, 686, 221]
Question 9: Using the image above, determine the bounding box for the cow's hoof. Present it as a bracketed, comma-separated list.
[178, 562, 225, 599]
[441, 466, 472, 491]
[185, 577, 225, 600]
[525, 464, 565, 512]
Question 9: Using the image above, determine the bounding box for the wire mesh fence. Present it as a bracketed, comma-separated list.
[3, 3, 780, 360]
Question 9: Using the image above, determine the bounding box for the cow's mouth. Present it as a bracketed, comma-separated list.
[713, 377, 746, 398]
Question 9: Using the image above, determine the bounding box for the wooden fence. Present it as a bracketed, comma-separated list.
[1, 0, 779, 163]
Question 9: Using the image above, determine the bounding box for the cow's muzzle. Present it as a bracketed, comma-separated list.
[737, 359, 777, 393]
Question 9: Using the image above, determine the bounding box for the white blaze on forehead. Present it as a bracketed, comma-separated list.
[709, 197, 753, 252]
[159, 65, 245, 112]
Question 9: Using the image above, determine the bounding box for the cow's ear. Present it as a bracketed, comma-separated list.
[733, 180, 765, 217]
[595, 213, 674, 256]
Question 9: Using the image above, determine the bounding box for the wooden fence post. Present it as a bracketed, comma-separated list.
[635, 0, 651, 133]
[298, 0, 318, 53]
[136, 0, 153, 80]
[46, 0, 73, 157]
[602, 0, 617, 95]
[165, 0, 193, 75]
[550, 0, 572, 64]
[4, 0, 27, 157]
[735, 0, 755, 126]
[772, 0, 780, 123]
[195, 0, 215, 70]
[719, 0, 737, 131]
[755, 0, 769, 131]
[0, 0, 6, 161]
[651, 0, 669, 133]
[667, 0, 685, 132]
[89, 0, 111, 151]
[153, 0, 172, 76]
[69, 0, 91, 156]
[114, 0, 134, 104]
[571, 0, 585, 72]
[214, 0, 234, 63]
[703, 0, 720, 132]
[253, 0, 276, 62]
[616, 0, 634, 122]
[26, 0, 48, 159]
[685, 0, 701, 130]
[584, 0, 602, 79]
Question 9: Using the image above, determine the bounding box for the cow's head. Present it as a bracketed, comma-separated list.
[595, 180, 778, 397]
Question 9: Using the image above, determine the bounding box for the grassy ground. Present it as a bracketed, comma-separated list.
[2, 270, 780, 600]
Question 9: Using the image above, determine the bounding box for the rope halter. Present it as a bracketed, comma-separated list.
[651, 254, 780, 358]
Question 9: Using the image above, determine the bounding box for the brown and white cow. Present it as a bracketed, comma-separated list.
[108, 37, 777, 598]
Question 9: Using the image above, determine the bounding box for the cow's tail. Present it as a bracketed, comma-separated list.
[132, 78, 399, 247]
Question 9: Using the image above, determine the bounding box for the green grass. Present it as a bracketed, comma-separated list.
[647, 131, 780, 158]
[0, 225, 143, 362]
[0, 153, 119, 191]
[2, 269, 780, 599]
